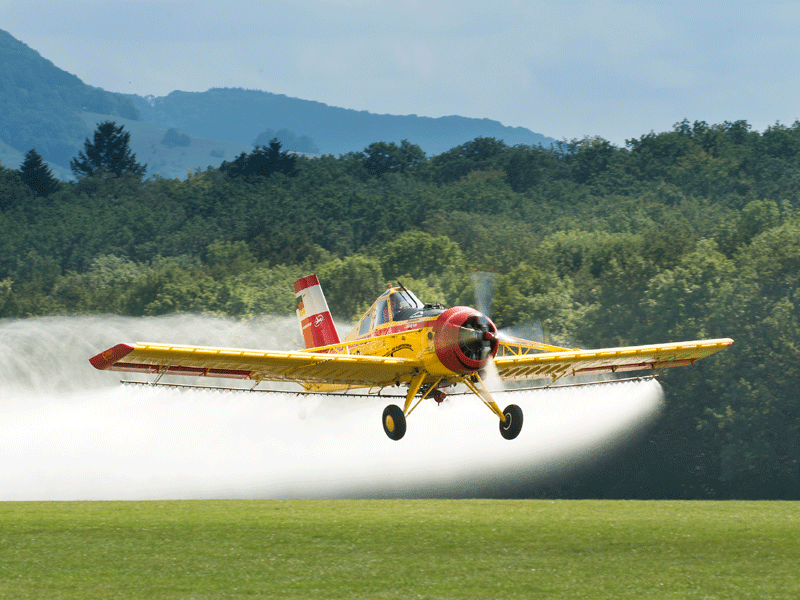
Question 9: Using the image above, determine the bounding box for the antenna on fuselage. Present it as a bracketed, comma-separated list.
[396, 280, 416, 308]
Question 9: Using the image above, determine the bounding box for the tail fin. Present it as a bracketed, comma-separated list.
[294, 274, 341, 349]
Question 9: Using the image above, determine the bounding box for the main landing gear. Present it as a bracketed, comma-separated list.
[499, 403, 523, 440]
[381, 400, 523, 441]
[382, 404, 407, 441]
[381, 372, 524, 441]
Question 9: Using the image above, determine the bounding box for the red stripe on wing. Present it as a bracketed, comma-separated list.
[105, 362, 252, 379]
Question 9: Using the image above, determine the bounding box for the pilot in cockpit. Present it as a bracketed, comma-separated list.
[389, 294, 401, 320]
[382, 293, 401, 323]
[376, 288, 424, 327]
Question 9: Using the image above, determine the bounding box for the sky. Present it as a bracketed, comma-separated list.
[2, 0, 799, 145]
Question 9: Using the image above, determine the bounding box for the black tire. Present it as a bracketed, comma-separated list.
[382, 404, 407, 441]
[499, 404, 523, 440]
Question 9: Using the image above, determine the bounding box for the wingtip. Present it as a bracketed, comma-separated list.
[89, 343, 135, 370]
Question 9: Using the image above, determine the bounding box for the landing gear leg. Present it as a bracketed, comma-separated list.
[461, 373, 524, 440]
[382, 374, 444, 440]
[381, 372, 426, 441]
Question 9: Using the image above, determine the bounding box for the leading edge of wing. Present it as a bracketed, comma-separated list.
[89, 342, 422, 388]
[493, 338, 734, 382]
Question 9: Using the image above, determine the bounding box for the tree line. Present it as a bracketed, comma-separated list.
[1, 118, 800, 499]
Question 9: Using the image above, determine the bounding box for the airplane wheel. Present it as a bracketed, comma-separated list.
[382, 404, 407, 441]
[499, 404, 523, 440]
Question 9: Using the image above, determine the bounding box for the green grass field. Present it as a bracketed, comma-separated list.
[1, 500, 797, 599]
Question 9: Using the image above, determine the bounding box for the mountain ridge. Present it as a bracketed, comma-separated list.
[0, 29, 138, 168]
[126, 87, 556, 157]
[1, 28, 556, 178]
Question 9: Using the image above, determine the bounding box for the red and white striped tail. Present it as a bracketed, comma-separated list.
[294, 274, 341, 349]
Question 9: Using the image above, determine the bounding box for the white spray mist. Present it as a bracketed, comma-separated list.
[0, 315, 663, 500]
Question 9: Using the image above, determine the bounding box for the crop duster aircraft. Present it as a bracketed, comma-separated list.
[90, 274, 733, 441]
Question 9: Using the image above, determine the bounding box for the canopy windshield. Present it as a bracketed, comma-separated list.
[389, 288, 424, 310]
[349, 286, 428, 340]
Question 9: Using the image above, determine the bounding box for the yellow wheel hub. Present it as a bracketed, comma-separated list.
[385, 415, 395, 432]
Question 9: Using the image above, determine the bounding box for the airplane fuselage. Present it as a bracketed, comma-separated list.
[303, 304, 499, 393]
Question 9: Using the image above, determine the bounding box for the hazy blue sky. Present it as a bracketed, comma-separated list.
[3, 0, 799, 144]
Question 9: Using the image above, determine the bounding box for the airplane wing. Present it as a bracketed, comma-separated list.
[89, 342, 422, 389]
[493, 338, 734, 383]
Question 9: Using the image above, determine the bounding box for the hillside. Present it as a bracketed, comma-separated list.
[0, 29, 138, 169]
[127, 88, 556, 156]
[80, 112, 257, 180]
[2, 28, 555, 178]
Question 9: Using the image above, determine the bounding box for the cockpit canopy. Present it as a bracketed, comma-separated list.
[349, 286, 429, 339]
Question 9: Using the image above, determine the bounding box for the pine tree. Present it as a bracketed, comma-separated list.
[219, 139, 297, 179]
[70, 121, 147, 179]
[19, 148, 59, 196]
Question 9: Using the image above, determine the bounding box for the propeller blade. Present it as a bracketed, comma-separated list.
[469, 272, 538, 392]
[481, 355, 504, 391]
[470, 271, 497, 318]
[498, 320, 545, 344]
[468, 272, 505, 391]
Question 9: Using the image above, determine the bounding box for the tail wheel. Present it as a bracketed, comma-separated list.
[382, 404, 407, 441]
[499, 404, 523, 440]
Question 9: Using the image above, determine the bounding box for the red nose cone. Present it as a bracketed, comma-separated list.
[433, 307, 498, 375]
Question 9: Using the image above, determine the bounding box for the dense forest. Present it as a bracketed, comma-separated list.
[2, 118, 799, 499]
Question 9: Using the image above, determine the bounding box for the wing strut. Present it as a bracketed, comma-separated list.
[403, 372, 426, 415]
[151, 363, 172, 386]
[404, 376, 445, 418]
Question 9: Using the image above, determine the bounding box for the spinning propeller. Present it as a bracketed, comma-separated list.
[467, 272, 547, 390]
[470, 271, 546, 346]
[467, 271, 524, 439]
[470, 271, 497, 322]
[468, 272, 505, 390]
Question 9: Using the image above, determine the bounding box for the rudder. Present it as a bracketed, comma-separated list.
[294, 274, 341, 349]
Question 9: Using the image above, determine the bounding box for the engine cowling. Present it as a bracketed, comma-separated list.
[433, 307, 498, 375]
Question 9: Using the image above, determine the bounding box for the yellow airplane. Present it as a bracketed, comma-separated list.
[90, 274, 733, 441]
